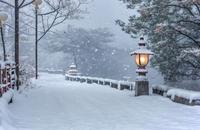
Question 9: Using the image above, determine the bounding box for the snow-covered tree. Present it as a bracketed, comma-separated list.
[117, 0, 200, 82]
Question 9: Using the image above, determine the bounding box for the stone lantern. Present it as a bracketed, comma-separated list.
[67, 63, 79, 76]
[130, 37, 153, 96]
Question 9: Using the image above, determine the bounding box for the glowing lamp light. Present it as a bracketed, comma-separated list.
[0, 12, 8, 26]
[135, 54, 149, 67]
[130, 37, 153, 68]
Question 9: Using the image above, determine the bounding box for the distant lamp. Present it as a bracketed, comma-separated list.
[0, 12, 8, 26]
[130, 37, 153, 96]
[32, 0, 42, 9]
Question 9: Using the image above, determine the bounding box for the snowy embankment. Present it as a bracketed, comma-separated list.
[7, 73, 200, 130]
[0, 90, 16, 130]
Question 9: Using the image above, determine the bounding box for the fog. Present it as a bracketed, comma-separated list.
[55, 0, 134, 49]
[37, 0, 164, 85]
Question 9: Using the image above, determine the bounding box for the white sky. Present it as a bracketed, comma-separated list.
[56, 0, 136, 49]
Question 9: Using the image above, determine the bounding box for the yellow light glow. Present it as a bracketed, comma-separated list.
[135, 54, 149, 67]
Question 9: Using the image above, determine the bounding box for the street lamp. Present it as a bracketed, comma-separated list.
[0, 12, 8, 61]
[130, 37, 153, 96]
[32, 0, 42, 79]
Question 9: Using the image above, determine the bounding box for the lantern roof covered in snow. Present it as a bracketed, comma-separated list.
[130, 48, 154, 55]
[67, 63, 79, 76]
[130, 37, 154, 55]
[69, 64, 77, 69]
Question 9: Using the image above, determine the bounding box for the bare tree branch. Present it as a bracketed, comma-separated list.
[19, 0, 26, 8]
[20, 0, 34, 8]
[38, 11, 59, 41]
[37, 0, 85, 41]
[0, 0, 14, 8]
[38, 0, 61, 16]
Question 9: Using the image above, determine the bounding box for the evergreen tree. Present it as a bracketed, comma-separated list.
[117, 0, 200, 82]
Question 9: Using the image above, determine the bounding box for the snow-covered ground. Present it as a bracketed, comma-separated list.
[0, 90, 16, 130]
[8, 73, 200, 130]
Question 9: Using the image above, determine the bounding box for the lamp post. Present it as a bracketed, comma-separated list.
[0, 12, 8, 61]
[32, 0, 42, 79]
[131, 37, 153, 96]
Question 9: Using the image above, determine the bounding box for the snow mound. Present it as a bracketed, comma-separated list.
[167, 88, 200, 103]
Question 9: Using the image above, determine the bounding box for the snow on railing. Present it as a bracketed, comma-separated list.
[151, 84, 172, 96]
[152, 84, 200, 106]
[167, 89, 200, 104]
[0, 61, 16, 98]
[65, 74, 135, 91]
[65, 74, 200, 106]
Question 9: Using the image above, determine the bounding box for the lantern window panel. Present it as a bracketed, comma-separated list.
[135, 54, 149, 67]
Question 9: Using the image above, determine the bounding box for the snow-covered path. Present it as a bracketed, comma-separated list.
[9, 73, 200, 130]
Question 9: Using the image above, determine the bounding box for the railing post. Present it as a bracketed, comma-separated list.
[118, 82, 121, 90]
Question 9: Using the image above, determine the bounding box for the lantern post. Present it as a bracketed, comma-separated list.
[32, 0, 42, 79]
[131, 37, 153, 96]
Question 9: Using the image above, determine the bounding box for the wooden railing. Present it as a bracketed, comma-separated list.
[152, 85, 200, 106]
[65, 74, 200, 106]
[65, 74, 135, 91]
[0, 61, 16, 97]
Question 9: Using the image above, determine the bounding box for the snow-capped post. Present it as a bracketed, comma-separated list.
[0, 12, 8, 61]
[32, 0, 42, 79]
[130, 37, 153, 96]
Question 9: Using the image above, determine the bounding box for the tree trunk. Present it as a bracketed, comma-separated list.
[0, 26, 6, 61]
[15, 0, 20, 90]
[35, 8, 38, 79]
